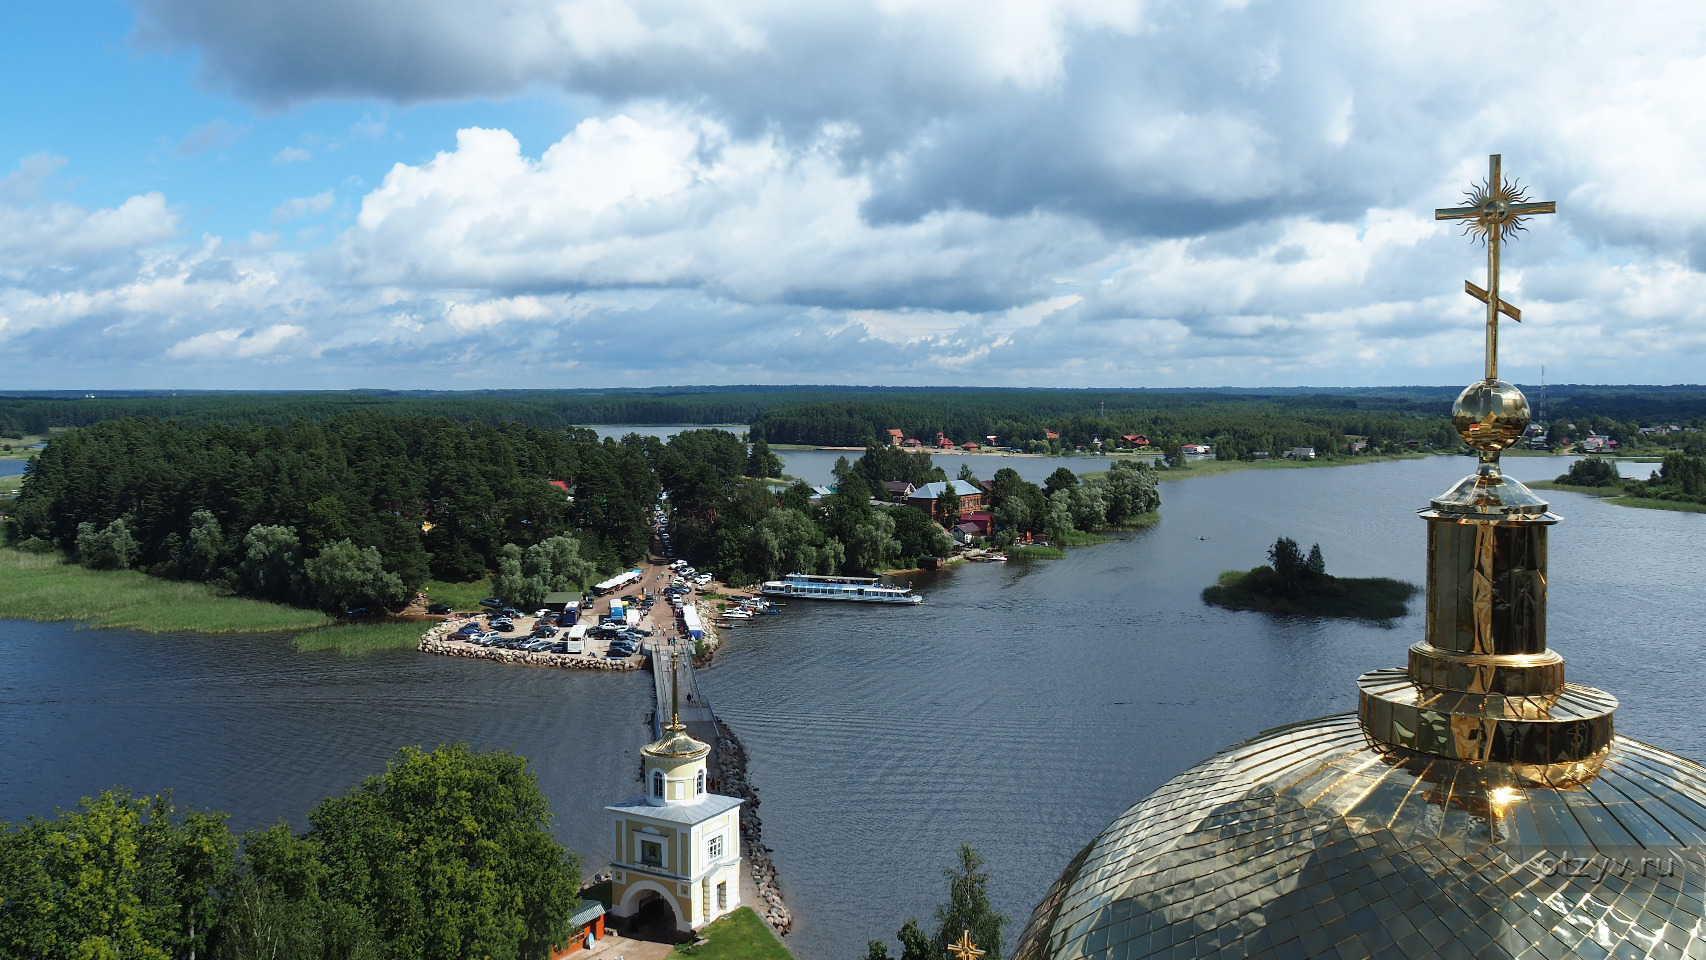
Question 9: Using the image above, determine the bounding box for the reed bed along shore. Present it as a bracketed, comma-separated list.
[0, 548, 436, 655]
[0, 549, 331, 633]
[294, 620, 432, 655]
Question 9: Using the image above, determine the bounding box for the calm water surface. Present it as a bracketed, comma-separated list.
[4, 454, 1703, 960]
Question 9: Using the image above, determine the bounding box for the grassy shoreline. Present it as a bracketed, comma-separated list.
[1527, 480, 1706, 514]
[0, 549, 432, 654]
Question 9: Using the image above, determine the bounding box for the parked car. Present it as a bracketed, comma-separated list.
[532, 627, 559, 640]
[499, 607, 523, 619]
[480, 598, 503, 609]
[474, 631, 500, 644]
[492, 620, 515, 632]
[427, 603, 453, 615]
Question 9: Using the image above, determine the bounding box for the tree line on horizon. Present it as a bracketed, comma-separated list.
[9, 386, 1706, 464]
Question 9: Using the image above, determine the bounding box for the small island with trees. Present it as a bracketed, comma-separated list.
[1202, 537, 1417, 619]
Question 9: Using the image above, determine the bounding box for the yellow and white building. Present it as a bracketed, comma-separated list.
[606, 710, 743, 936]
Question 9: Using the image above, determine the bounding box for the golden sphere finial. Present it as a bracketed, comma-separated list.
[1451, 379, 1530, 456]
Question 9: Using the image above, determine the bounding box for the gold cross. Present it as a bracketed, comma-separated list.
[1435, 154, 1555, 381]
[947, 930, 985, 960]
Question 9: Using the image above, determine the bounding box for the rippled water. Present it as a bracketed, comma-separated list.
[4, 454, 1704, 960]
[0, 628, 654, 866]
[696, 454, 1706, 960]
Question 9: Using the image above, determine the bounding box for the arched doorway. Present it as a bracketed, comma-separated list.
[628, 889, 681, 943]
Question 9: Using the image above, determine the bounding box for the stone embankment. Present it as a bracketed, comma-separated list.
[417, 619, 641, 671]
[716, 718, 791, 935]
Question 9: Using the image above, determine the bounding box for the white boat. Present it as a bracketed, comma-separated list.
[759, 573, 924, 604]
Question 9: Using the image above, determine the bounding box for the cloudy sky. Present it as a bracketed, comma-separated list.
[2, 0, 1703, 389]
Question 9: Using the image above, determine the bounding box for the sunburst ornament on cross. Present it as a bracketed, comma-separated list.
[1435, 154, 1556, 382]
[947, 930, 986, 960]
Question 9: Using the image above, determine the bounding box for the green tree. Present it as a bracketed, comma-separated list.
[939, 485, 962, 524]
[891, 504, 952, 563]
[746, 438, 783, 478]
[186, 509, 227, 581]
[304, 540, 407, 613]
[933, 844, 1006, 960]
[75, 517, 140, 570]
[527, 534, 597, 593]
[1268, 536, 1307, 584]
[239, 524, 304, 603]
[1065, 482, 1106, 531]
[1557, 458, 1620, 487]
[843, 511, 901, 575]
[1660, 452, 1706, 497]
[898, 918, 939, 960]
[751, 507, 830, 579]
[1044, 490, 1074, 543]
[1043, 467, 1079, 498]
[495, 543, 546, 610]
[303, 744, 581, 960]
[1100, 460, 1160, 524]
[0, 789, 236, 960]
[1306, 543, 1327, 579]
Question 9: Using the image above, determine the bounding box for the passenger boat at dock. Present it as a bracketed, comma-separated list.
[759, 573, 924, 604]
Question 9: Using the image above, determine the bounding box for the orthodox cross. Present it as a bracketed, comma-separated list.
[1435, 154, 1555, 381]
[947, 931, 986, 960]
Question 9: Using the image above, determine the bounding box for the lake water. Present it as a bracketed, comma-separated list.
[0, 460, 27, 477]
[4, 454, 1704, 960]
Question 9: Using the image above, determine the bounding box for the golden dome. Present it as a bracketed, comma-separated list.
[1015, 716, 1706, 960]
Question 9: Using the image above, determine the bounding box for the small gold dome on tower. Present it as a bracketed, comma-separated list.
[643, 714, 710, 761]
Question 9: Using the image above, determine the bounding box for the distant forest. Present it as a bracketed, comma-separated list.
[5, 384, 1705, 455]
[3, 383, 1706, 446]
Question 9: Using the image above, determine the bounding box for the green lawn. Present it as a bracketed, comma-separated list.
[1008, 545, 1066, 559]
[672, 908, 793, 960]
[418, 577, 494, 613]
[0, 548, 332, 633]
[0, 475, 23, 494]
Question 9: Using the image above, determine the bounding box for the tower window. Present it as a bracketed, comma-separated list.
[709, 834, 724, 860]
[651, 770, 664, 798]
[717, 881, 728, 910]
[696, 770, 706, 795]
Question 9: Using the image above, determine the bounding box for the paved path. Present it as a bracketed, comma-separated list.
[650, 644, 715, 736]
